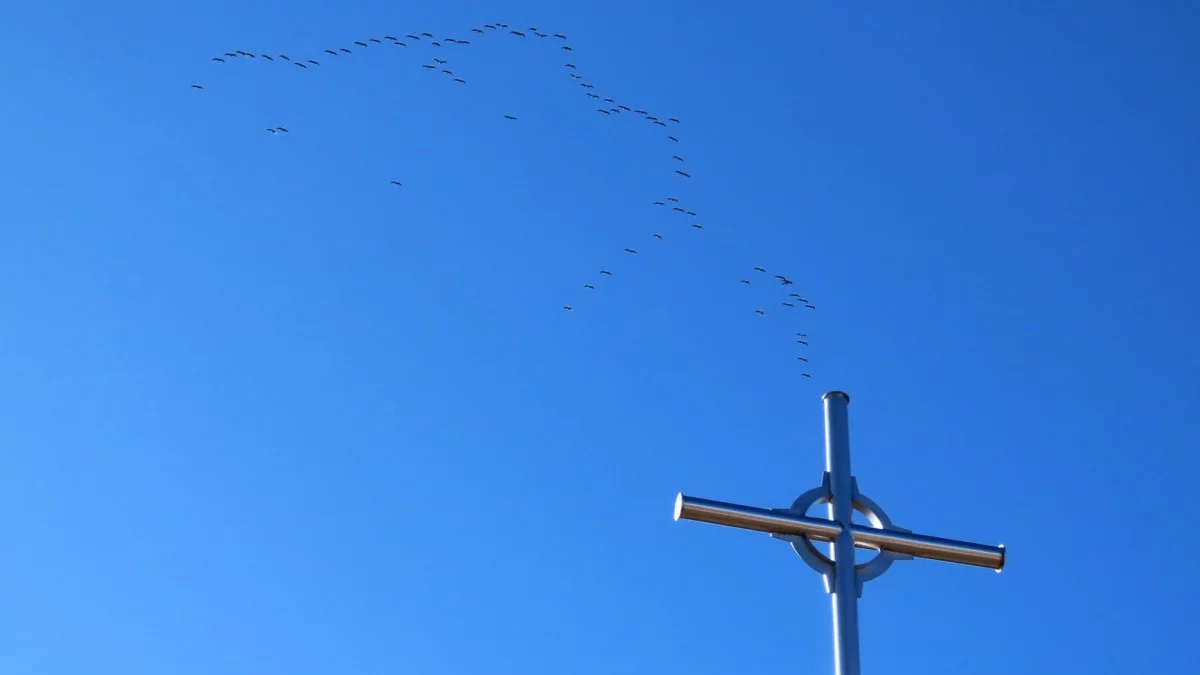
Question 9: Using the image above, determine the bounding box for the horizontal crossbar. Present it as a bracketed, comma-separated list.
[674, 493, 1005, 571]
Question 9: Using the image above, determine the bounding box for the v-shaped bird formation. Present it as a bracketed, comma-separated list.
[192, 21, 816, 377]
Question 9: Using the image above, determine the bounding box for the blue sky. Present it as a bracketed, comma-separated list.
[2, 1, 1199, 672]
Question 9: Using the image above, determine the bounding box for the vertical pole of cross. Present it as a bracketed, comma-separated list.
[823, 391, 861, 675]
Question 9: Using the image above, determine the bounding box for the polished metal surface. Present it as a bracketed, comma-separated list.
[850, 525, 1005, 570]
[671, 390, 1006, 675]
[822, 392, 861, 675]
[673, 493, 1005, 571]
[674, 494, 842, 540]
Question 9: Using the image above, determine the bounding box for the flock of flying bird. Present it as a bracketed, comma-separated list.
[192, 21, 816, 377]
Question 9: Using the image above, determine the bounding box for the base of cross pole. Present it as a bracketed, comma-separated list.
[671, 391, 1005, 675]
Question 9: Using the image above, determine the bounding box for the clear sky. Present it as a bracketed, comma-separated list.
[2, 1, 1198, 673]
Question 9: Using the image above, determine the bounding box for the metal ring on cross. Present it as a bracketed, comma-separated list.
[771, 473, 915, 597]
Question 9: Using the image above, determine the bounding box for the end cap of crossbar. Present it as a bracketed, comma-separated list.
[673, 493, 684, 521]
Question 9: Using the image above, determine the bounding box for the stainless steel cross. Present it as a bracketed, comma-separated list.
[673, 391, 1005, 675]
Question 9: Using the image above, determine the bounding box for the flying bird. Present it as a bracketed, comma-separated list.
[261, 55, 274, 61]
[431, 41, 441, 47]
[740, 279, 751, 284]
[211, 57, 225, 62]
[503, 115, 517, 120]
[685, 210, 697, 216]
[801, 373, 812, 379]
[668, 117, 680, 123]
[797, 340, 809, 346]
[434, 58, 447, 64]
[370, 38, 382, 43]
[584, 284, 595, 290]
[672, 207, 684, 212]
[562, 45, 573, 51]
[667, 136, 679, 142]
[472, 28, 485, 33]
[782, 302, 795, 308]
[406, 34, 420, 40]
[443, 69, 454, 74]
[307, 60, 319, 65]
[600, 270, 612, 276]
[325, 49, 337, 55]
[454, 78, 466, 84]
[190, 84, 204, 89]
[624, 248, 637, 254]
[511, 30, 525, 36]
[675, 170, 691, 178]
[280, 55, 290, 60]
[275, 127, 289, 133]
[755, 309, 766, 315]
[805, 304, 816, 309]
[653, 234, 663, 240]
[666, 197, 679, 202]
[422, 64, 436, 69]
[339, 47, 351, 53]
[554, 33, 567, 39]
[390, 181, 402, 186]
[797, 357, 809, 362]
[355, 41, 368, 47]
[422, 32, 434, 38]
[673, 156, 684, 161]
[691, 223, 704, 229]
[385, 35, 398, 40]
[563, 306, 574, 311]
[653, 201, 665, 205]
[294, 62, 308, 69]
[565, 63, 576, 69]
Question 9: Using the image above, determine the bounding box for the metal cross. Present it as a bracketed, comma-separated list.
[673, 391, 1005, 675]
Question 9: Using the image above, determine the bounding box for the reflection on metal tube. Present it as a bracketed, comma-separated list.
[674, 494, 842, 541]
[851, 525, 1006, 570]
[674, 493, 1006, 572]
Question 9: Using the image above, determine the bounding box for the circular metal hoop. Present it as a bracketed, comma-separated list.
[772, 473, 914, 596]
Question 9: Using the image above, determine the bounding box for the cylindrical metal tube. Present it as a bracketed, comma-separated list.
[674, 494, 842, 540]
[822, 391, 861, 675]
[851, 525, 1005, 570]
